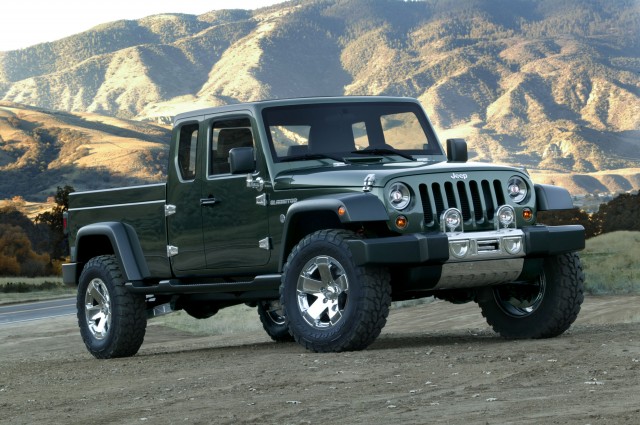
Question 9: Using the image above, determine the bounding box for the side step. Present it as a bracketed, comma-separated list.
[125, 274, 281, 295]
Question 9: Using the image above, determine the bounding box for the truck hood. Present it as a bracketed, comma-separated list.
[273, 161, 523, 190]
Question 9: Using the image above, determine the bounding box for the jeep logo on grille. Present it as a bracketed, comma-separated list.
[451, 172, 468, 180]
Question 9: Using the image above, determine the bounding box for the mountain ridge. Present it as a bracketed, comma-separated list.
[0, 0, 639, 200]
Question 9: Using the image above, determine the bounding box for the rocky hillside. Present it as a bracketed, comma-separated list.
[0, 102, 169, 200]
[0, 0, 639, 199]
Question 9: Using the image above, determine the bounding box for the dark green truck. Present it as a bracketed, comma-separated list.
[63, 96, 585, 359]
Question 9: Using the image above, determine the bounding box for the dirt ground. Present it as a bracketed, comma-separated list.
[1, 295, 639, 425]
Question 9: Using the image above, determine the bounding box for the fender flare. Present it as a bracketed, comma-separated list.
[279, 192, 389, 269]
[75, 222, 149, 282]
[534, 184, 574, 211]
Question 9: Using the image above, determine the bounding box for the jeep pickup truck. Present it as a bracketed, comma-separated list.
[63, 96, 585, 359]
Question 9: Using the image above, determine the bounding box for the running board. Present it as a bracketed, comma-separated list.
[125, 274, 281, 295]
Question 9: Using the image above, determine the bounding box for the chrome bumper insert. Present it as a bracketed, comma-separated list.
[446, 229, 525, 262]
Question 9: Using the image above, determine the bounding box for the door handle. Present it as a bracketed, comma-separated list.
[200, 197, 218, 207]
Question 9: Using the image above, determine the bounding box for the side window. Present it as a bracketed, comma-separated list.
[352, 122, 368, 150]
[209, 118, 254, 175]
[270, 125, 310, 158]
[381, 112, 428, 150]
[177, 123, 199, 181]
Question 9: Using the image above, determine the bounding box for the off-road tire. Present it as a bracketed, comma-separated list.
[77, 255, 147, 358]
[477, 252, 584, 339]
[280, 229, 391, 352]
[257, 300, 293, 342]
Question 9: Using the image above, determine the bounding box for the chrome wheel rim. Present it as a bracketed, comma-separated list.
[296, 255, 349, 329]
[494, 273, 547, 317]
[262, 300, 286, 325]
[84, 278, 112, 340]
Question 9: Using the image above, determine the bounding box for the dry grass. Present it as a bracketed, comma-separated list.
[0, 277, 74, 305]
[158, 305, 263, 336]
[581, 231, 640, 295]
[159, 299, 435, 336]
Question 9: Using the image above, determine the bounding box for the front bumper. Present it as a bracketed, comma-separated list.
[347, 224, 585, 266]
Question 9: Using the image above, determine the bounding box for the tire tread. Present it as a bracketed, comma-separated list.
[77, 255, 147, 359]
[281, 229, 391, 353]
[479, 252, 584, 339]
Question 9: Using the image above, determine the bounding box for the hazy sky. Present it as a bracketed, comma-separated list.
[0, 0, 288, 52]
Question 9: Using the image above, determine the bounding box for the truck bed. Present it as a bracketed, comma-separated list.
[68, 183, 171, 278]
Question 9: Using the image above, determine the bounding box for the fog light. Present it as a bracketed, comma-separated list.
[450, 239, 470, 258]
[395, 215, 408, 230]
[496, 205, 515, 229]
[503, 236, 523, 255]
[441, 208, 463, 233]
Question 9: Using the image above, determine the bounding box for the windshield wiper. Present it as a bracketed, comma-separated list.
[351, 148, 415, 161]
[280, 153, 344, 162]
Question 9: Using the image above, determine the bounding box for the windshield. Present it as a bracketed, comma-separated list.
[262, 102, 443, 163]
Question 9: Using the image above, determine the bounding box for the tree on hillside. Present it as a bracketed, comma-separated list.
[0, 204, 48, 251]
[7, 116, 20, 128]
[0, 224, 50, 276]
[592, 192, 640, 235]
[537, 208, 599, 239]
[35, 185, 74, 260]
[537, 192, 640, 239]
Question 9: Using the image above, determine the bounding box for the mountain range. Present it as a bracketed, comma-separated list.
[0, 0, 639, 200]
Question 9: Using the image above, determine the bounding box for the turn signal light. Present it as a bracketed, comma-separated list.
[395, 215, 408, 230]
[522, 208, 533, 221]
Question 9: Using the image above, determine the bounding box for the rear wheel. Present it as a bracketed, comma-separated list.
[281, 230, 391, 352]
[257, 300, 293, 342]
[77, 255, 147, 358]
[477, 252, 584, 339]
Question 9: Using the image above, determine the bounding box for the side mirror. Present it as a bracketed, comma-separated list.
[446, 138, 468, 163]
[229, 147, 255, 174]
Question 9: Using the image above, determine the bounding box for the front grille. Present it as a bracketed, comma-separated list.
[419, 179, 505, 230]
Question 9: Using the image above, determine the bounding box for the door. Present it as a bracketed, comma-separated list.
[166, 120, 207, 272]
[201, 117, 270, 270]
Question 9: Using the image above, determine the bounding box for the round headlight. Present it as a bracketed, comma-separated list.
[388, 182, 411, 210]
[507, 176, 528, 204]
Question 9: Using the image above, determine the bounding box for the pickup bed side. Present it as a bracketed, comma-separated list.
[63, 183, 171, 284]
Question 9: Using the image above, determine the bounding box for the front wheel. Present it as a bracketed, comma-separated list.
[477, 252, 584, 339]
[280, 230, 391, 353]
[77, 255, 147, 358]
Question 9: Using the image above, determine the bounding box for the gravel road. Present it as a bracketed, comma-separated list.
[1, 295, 639, 424]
